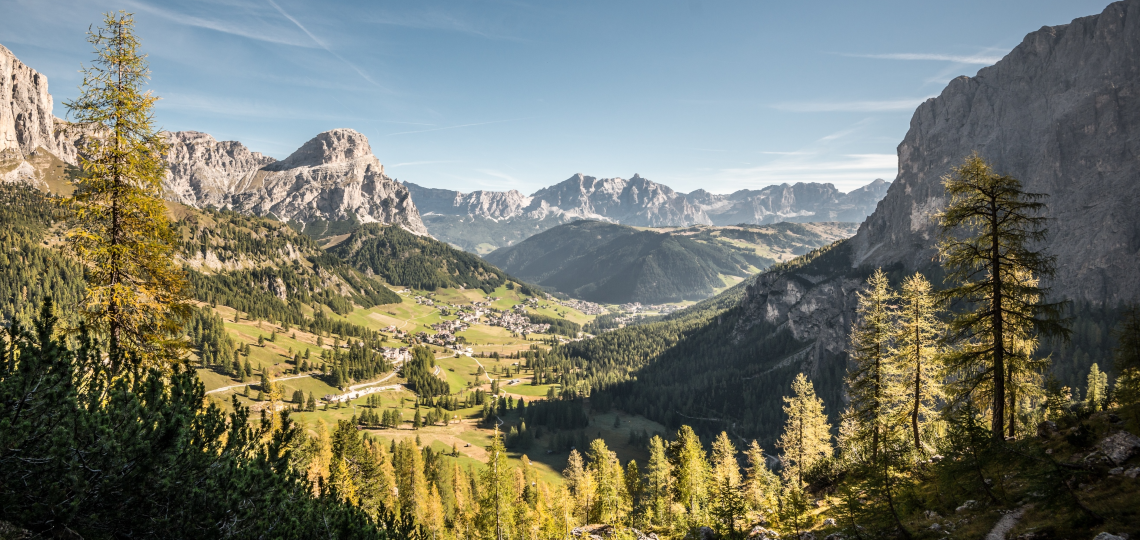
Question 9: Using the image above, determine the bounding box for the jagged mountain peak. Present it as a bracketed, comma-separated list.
[266, 128, 373, 171]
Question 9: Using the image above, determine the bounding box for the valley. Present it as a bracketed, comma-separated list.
[2, 2, 1140, 539]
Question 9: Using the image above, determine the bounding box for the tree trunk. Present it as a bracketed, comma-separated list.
[990, 196, 1006, 441]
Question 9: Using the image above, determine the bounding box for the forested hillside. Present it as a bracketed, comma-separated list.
[178, 208, 402, 321]
[330, 223, 509, 293]
[486, 220, 856, 304]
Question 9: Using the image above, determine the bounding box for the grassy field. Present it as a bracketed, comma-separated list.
[189, 282, 648, 484]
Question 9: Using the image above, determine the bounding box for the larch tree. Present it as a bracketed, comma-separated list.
[891, 272, 943, 452]
[671, 425, 710, 524]
[645, 435, 674, 528]
[709, 432, 746, 536]
[743, 440, 779, 521]
[938, 153, 1068, 440]
[1114, 306, 1140, 406]
[846, 268, 898, 462]
[563, 448, 592, 523]
[587, 438, 626, 525]
[1086, 363, 1108, 412]
[64, 12, 188, 371]
[480, 426, 515, 540]
[778, 373, 833, 487]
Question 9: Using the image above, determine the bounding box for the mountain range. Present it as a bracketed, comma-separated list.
[1, 43, 427, 237]
[406, 175, 889, 253]
[485, 220, 857, 304]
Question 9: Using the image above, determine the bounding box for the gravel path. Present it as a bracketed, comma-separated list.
[986, 507, 1026, 540]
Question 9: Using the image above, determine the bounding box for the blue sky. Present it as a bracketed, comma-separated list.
[0, 0, 1113, 194]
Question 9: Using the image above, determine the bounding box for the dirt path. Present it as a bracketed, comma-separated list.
[205, 373, 312, 394]
[346, 371, 398, 392]
[986, 507, 1026, 540]
[471, 356, 495, 382]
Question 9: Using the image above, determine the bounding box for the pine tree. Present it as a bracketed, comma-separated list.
[671, 425, 709, 525]
[63, 12, 189, 370]
[846, 268, 897, 462]
[938, 153, 1068, 440]
[892, 272, 943, 452]
[777, 373, 832, 486]
[709, 431, 746, 536]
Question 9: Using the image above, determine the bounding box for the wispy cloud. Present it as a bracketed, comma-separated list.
[265, 0, 390, 92]
[707, 153, 897, 193]
[366, 11, 523, 41]
[773, 96, 935, 113]
[386, 118, 527, 136]
[121, 0, 316, 48]
[842, 52, 1003, 65]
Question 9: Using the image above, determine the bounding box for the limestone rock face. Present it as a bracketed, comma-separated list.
[0, 44, 55, 160]
[851, 0, 1140, 305]
[163, 131, 277, 208]
[406, 182, 531, 220]
[229, 129, 426, 233]
[165, 128, 426, 234]
[736, 0, 1140, 377]
[528, 173, 712, 226]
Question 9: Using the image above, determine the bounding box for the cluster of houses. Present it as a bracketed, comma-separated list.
[486, 309, 550, 335]
[619, 302, 644, 313]
[414, 330, 457, 347]
[558, 298, 605, 315]
[431, 319, 469, 334]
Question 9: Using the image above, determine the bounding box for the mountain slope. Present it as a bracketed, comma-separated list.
[559, 0, 1140, 444]
[486, 220, 857, 304]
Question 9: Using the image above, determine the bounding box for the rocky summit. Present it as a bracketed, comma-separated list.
[0, 43, 426, 235]
[166, 128, 427, 234]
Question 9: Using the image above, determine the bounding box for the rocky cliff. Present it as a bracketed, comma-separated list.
[739, 0, 1140, 376]
[164, 129, 426, 235]
[0, 44, 426, 235]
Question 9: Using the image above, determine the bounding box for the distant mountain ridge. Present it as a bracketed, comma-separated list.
[406, 174, 888, 253]
[0, 43, 427, 236]
[485, 220, 858, 304]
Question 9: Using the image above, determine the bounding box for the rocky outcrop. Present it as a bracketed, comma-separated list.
[225, 129, 426, 233]
[0, 44, 56, 161]
[163, 131, 277, 208]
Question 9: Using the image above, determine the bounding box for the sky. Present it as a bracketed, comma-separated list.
[0, 0, 1114, 194]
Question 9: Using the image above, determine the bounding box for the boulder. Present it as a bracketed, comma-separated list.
[683, 526, 716, 540]
[1098, 431, 1140, 465]
[1036, 420, 1058, 439]
[1092, 533, 1126, 540]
